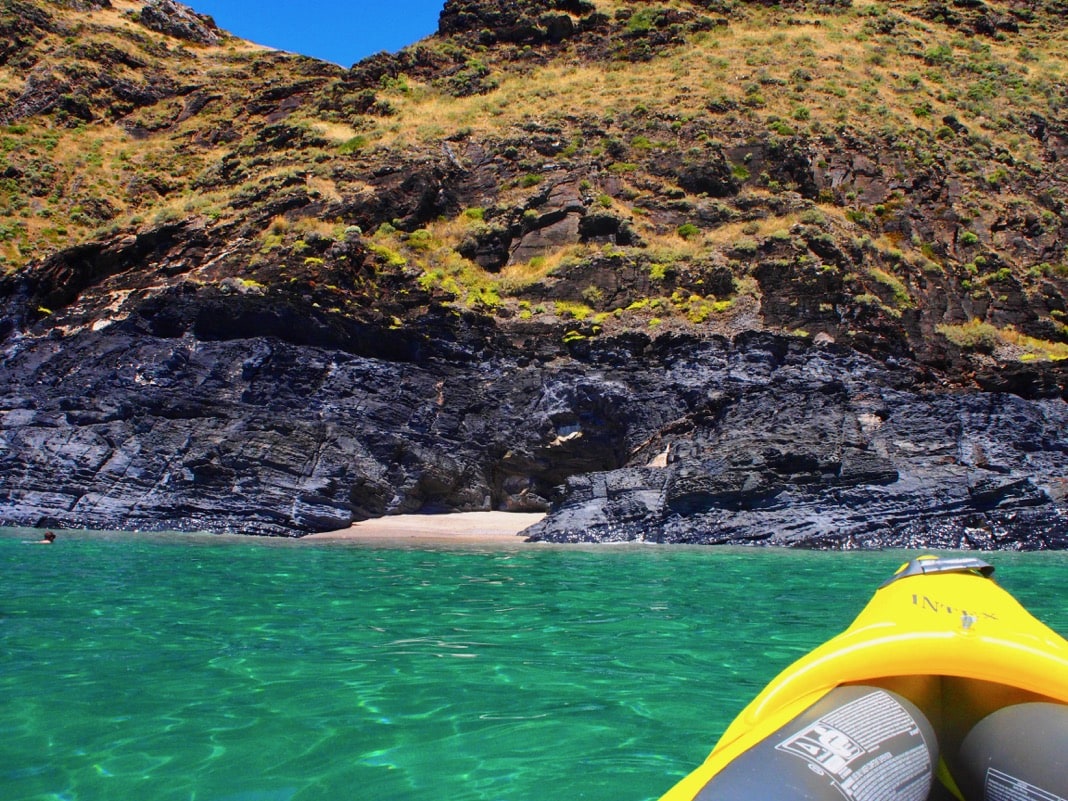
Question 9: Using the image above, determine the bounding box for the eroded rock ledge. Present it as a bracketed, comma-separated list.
[521, 351, 1068, 548]
[0, 313, 1063, 548]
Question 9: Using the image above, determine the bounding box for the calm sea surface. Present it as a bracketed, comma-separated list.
[3, 528, 1066, 801]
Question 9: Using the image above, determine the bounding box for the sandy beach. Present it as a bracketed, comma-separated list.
[302, 511, 547, 546]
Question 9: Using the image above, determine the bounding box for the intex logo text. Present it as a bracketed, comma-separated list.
[911, 594, 998, 621]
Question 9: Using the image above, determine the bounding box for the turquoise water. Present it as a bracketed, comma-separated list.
[3, 530, 1066, 801]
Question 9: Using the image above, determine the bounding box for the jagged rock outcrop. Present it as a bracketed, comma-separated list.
[523, 336, 1068, 547]
[138, 0, 221, 45]
[1, 294, 1064, 547]
[439, 0, 598, 42]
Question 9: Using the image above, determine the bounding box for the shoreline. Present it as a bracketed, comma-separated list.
[302, 511, 547, 546]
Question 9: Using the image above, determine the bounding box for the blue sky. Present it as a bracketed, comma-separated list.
[191, 1, 445, 66]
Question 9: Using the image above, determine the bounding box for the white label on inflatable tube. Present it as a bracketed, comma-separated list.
[986, 768, 1068, 801]
[775, 691, 932, 801]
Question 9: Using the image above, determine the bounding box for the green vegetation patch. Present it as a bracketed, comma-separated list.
[937, 319, 1001, 352]
[867, 267, 913, 308]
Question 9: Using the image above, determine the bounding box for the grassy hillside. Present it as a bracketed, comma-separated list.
[2, 0, 1067, 370]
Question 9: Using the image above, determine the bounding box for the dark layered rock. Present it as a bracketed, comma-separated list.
[439, 0, 597, 42]
[0, 296, 1064, 547]
[0, 2, 62, 70]
[0, 317, 631, 535]
[138, 0, 221, 45]
[523, 357, 1068, 548]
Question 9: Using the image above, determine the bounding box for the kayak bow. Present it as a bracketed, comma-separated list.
[660, 555, 1068, 801]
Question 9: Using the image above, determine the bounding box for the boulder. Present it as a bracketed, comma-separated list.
[138, 0, 220, 45]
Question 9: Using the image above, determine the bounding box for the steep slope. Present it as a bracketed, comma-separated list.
[0, 0, 1065, 544]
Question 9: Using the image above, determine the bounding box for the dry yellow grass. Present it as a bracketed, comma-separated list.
[2, 0, 1063, 292]
[938, 320, 1068, 361]
[695, 212, 806, 248]
[498, 244, 594, 291]
[310, 121, 362, 144]
[305, 175, 343, 203]
[137, 0, 1057, 190]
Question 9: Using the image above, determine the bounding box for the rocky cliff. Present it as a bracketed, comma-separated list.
[0, 0, 1066, 545]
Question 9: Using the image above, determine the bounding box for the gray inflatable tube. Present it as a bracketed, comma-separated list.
[691, 687, 1068, 801]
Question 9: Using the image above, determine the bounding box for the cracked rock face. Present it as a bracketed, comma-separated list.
[0, 304, 1064, 548]
[524, 379, 1068, 549]
[518, 336, 1068, 548]
[139, 0, 221, 45]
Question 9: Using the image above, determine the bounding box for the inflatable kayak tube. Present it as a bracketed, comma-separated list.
[658, 555, 1068, 801]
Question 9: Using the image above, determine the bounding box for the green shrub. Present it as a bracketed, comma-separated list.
[369, 243, 407, 268]
[677, 223, 700, 240]
[563, 330, 587, 344]
[582, 285, 604, 304]
[924, 44, 953, 66]
[732, 238, 759, 256]
[555, 300, 593, 320]
[868, 267, 913, 307]
[407, 229, 433, 250]
[625, 8, 658, 35]
[339, 135, 368, 154]
[936, 320, 1001, 352]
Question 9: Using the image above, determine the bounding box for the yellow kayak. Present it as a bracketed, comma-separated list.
[659, 555, 1068, 801]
